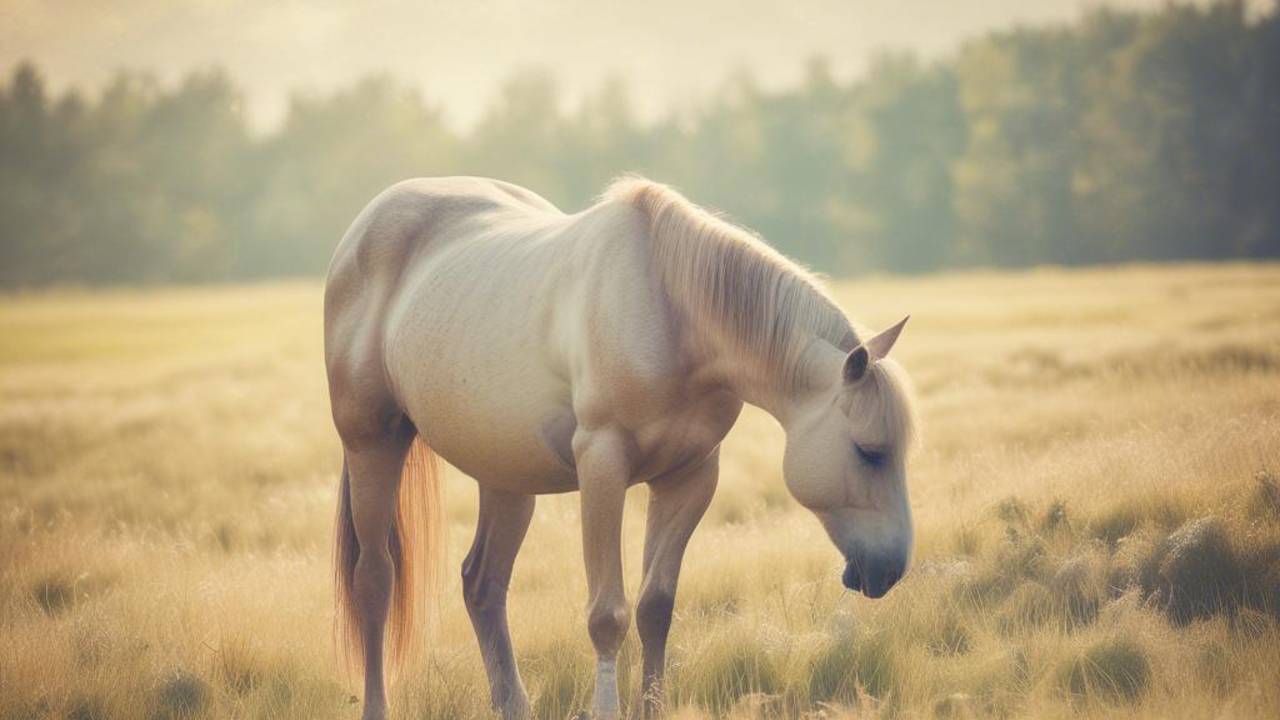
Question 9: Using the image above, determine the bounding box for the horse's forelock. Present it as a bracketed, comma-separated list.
[866, 359, 920, 451]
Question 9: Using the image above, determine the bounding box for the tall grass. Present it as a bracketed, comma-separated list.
[2, 264, 1279, 719]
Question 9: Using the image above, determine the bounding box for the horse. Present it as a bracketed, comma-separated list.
[323, 176, 917, 720]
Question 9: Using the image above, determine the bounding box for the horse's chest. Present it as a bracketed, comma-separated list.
[628, 389, 743, 482]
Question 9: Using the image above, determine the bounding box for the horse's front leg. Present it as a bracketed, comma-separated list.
[635, 452, 718, 718]
[462, 487, 536, 719]
[575, 428, 633, 720]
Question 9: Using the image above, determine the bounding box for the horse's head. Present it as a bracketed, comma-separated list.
[783, 316, 917, 598]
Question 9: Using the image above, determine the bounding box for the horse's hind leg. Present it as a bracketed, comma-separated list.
[342, 425, 415, 720]
[462, 488, 536, 719]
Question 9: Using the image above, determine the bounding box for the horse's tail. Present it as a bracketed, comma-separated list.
[334, 435, 445, 675]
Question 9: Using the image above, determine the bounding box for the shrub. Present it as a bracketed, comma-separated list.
[528, 639, 594, 720]
[1236, 540, 1280, 621]
[675, 625, 785, 715]
[956, 527, 1050, 611]
[807, 629, 858, 704]
[1057, 638, 1150, 704]
[32, 575, 76, 615]
[30, 571, 114, 616]
[1250, 470, 1280, 520]
[995, 497, 1030, 527]
[997, 582, 1057, 634]
[1089, 506, 1141, 548]
[66, 696, 107, 720]
[848, 629, 901, 702]
[1142, 517, 1241, 625]
[1048, 555, 1104, 628]
[1039, 499, 1071, 535]
[154, 673, 208, 719]
[926, 615, 973, 656]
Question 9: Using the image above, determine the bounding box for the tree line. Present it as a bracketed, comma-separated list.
[1, 0, 1277, 287]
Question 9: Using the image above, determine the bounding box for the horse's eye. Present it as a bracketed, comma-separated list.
[854, 443, 886, 467]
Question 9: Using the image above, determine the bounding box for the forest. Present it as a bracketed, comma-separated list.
[1, 0, 1277, 287]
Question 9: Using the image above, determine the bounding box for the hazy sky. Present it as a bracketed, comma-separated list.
[2, 0, 1273, 130]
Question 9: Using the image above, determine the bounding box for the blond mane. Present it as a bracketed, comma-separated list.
[605, 176, 917, 446]
[606, 177, 857, 389]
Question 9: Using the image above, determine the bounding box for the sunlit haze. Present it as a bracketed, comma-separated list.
[2, 0, 1270, 130]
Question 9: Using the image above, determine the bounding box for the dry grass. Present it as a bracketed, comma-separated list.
[2, 263, 1279, 719]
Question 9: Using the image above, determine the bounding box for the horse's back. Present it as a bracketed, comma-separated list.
[332, 176, 558, 277]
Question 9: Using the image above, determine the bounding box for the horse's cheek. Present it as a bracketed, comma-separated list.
[783, 438, 842, 509]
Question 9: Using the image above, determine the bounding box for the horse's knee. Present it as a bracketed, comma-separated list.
[461, 561, 505, 615]
[635, 588, 675, 644]
[587, 599, 631, 656]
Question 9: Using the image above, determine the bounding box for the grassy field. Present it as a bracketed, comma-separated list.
[2, 263, 1279, 719]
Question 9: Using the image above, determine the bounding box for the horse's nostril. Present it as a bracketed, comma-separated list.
[884, 568, 902, 589]
[841, 563, 861, 591]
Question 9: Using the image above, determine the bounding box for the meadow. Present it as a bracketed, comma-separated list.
[1, 263, 1279, 719]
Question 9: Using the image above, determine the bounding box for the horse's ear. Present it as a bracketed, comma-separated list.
[865, 315, 909, 362]
[843, 345, 870, 384]
[845, 316, 909, 385]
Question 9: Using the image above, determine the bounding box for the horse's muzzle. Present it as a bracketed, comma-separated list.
[842, 557, 904, 598]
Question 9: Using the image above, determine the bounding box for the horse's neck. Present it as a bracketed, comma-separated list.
[669, 272, 840, 426]
[692, 329, 780, 417]
[702, 324, 846, 425]
[619, 179, 853, 423]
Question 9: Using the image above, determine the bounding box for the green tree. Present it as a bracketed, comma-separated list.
[249, 76, 457, 277]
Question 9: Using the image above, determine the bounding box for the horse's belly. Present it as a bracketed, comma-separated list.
[396, 356, 578, 492]
[414, 397, 579, 493]
[426, 417, 578, 494]
[383, 229, 582, 492]
[386, 306, 577, 492]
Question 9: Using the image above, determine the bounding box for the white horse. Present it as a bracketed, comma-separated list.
[324, 176, 917, 720]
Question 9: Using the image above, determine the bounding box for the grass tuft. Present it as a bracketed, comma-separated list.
[1251, 469, 1280, 519]
[528, 639, 594, 720]
[66, 696, 107, 720]
[153, 673, 208, 719]
[679, 627, 785, 714]
[32, 576, 77, 616]
[1057, 637, 1151, 704]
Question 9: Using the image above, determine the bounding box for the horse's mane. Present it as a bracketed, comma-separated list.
[603, 177, 918, 446]
[604, 176, 859, 392]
